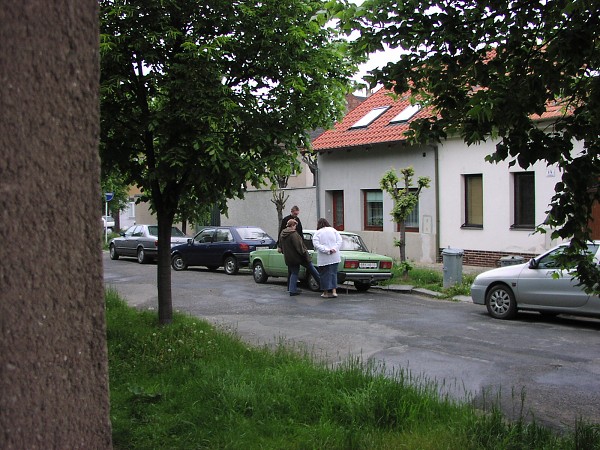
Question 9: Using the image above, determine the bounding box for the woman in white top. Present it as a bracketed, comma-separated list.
[312, 218, 342, 298]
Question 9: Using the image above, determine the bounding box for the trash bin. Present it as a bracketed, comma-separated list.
[442, 247, 464, 288]
[498, 255, 525, 267]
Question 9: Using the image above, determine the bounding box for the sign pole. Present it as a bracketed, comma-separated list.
[104, 192, 114, 243]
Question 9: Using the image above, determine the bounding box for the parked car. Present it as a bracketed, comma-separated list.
[102, 215, 115, 232]
[250, 230, 394, 292]
[109, 224, 189, 264]
[170, 226, 276, 274]
[471, 241, 600, 320]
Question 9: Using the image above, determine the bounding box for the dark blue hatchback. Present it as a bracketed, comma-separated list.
[170, 226, 276, 274]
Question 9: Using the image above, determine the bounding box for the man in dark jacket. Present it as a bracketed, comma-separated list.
[278, 205, 302, 250]
[279, 219, 320, 296]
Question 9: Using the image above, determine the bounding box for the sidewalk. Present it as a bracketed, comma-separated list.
[371, 263, 492, 303]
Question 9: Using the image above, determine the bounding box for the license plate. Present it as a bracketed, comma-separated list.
[359, 262, 378, 269]
[255, 246, 269, 250]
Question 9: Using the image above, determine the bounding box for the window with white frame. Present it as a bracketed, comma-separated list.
[396, 189, 420, 231]
[350, 107, 390, 129]
[389, 104, 421, 124]
[363, 190, 383, 230]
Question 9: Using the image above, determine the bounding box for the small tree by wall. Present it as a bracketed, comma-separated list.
[271, 175, 289, 237]
[380, 167, 430, 275]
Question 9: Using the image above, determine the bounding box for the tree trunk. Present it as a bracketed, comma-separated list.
[157, 209, 175, 325]
[399, 220, 408, 277]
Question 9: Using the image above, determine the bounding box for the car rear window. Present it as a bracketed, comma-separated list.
[340, 234, 368, 252]
[171, 227, 186, 237]
[237, 227, 270, 240]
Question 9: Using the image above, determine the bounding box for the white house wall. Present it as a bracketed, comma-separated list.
[437, 137, 582, 258]
[318, 143, 438, 263]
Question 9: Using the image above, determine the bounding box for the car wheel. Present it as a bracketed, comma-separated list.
[486, 284, 517, 320]
[171, 253, 187, 271]
[223, 256, 239, 275]
[253, 261, 268, 283]
[109, 244, 119, 260]
[354, 281, 371, 292]
[306, 272, 320, 292]
[137, 247, 148, 264]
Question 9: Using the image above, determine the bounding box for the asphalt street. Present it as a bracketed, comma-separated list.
[103, 252, 600, 431]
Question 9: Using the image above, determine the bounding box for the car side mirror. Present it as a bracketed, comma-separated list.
[187, 238, 193, 245]
[528, 258, 538, 269]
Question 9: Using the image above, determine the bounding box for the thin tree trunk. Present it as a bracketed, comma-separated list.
[157, 210, 175, 325]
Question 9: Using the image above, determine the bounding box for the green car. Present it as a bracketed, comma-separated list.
[249, 230, 394, 292]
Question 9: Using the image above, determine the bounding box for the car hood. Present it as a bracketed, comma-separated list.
[474, 262, 528, 281]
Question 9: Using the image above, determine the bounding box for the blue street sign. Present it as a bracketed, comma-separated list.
[105, 192, 114, 202]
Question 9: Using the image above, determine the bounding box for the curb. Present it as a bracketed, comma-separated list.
[372, 284, 473, 303]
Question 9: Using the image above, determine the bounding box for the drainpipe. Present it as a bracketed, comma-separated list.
[315, 159, 320, 219]
[433, 144, 440, 262]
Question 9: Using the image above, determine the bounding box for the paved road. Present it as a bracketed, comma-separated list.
[103, 252, 600, 431]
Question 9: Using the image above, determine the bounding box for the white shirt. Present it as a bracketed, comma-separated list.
[312, 227, 342, 267]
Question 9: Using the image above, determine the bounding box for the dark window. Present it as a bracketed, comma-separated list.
[464, 174, 483, 228]
[513, 172, 535, 228]
[332, 190, 344, 231]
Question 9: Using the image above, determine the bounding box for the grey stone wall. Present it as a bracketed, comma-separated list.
[0, 2, 112, 448]
[222, 187, 319, 239]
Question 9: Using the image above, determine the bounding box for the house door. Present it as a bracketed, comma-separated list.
[332, 190, 344, 231]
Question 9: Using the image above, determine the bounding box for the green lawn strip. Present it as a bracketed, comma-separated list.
[106, 289, 599, 449]
[384, 265, 477, 298]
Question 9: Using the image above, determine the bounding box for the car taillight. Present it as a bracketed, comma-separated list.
[154, 240, 158, 247]
[239, 243, 250, 251]
[379, 261, 392, 269]
[344, 260, 359, 269]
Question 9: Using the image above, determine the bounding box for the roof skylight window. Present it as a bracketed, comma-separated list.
[349, 106, 390, 129]
[389, 104, 421, 123]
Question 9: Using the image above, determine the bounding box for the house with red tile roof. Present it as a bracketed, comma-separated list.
[312, 87, 583, 266]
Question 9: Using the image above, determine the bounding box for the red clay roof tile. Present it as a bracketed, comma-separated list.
[313, 87, 570, 151]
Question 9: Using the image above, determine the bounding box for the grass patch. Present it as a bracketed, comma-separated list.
[106, 288, 600, 449]
[385, 264, 477, 298]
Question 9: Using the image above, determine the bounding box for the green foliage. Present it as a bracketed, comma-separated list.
[106, 289, 599, 448]
[99, 0, 361, 321]
[380, 166, 430, 262]
[100, 170, 129, 218]
[338, 0, 600, 292]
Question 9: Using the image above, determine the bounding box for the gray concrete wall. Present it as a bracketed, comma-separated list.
[222, 187, 318, 239]
[0, 2, 112, 448]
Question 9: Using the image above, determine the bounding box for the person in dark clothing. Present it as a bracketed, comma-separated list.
[278, 205, 303, 250]
[279, 219, 320, 296]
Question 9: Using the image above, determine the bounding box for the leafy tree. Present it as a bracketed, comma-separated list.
[335, 0, 600, 291]
[100, 170, 130, 231]
[380, 167, 430, 275]
[100, 0, 359, 323]
[174, 192, 218, 235]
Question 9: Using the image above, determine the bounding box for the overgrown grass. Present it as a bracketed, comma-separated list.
[386, 264, 478, 298]
[106, 288, 600, 449]
[102, 230, 121, 250]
